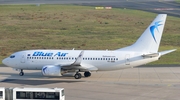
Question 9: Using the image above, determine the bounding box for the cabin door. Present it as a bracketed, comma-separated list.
[125, 54, 130, 65]
[21, 53, 26, 63]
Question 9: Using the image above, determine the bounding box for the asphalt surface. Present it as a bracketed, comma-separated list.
[0, 0, 179, 17]
[0, 66, 180, 100]
[80, 0, 180, 17]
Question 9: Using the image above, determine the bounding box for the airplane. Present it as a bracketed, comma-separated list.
[2, 14, 176, 79]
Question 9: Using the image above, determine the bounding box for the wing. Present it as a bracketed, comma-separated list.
[60, 51, 98, 71]
[71, 50, 84, 66]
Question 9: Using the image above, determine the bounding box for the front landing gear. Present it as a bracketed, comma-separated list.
[74, 72, 82, 79]
[19, 69, 24, 76]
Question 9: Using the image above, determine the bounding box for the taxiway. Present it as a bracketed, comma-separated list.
[0, 66, 180, 100]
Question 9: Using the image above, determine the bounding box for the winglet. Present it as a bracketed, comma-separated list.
[71, 51, 84, 66]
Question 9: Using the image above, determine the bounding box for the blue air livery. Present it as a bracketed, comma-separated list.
[32, 51, 68, 57]
[2, 14, 176, 79]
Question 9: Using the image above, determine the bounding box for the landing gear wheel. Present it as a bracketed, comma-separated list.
[19, 69, 24, 76]
[19, 72, 24, 76]
[74, 73, 82, 79]
[84, 71, 91, 77]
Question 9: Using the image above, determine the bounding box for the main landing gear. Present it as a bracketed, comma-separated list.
[74, 71, 91, 79]
[19, 69, 24, 76]
[84, 71, 91, 77]
[74, 72, 82, 79]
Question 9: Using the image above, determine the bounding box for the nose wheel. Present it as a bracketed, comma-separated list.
[19, 69, 24, 76]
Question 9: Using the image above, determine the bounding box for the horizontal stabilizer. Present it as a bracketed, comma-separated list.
[159, 49, 176, 56]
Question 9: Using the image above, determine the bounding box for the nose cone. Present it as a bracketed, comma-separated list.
[2, 58, 9, 66]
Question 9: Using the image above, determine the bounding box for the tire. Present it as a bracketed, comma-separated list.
[74, 73, 81, 79]
[84, 71, 91, 77]
[19, 72, 24, 76]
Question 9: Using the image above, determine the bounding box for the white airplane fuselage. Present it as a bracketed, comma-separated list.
[3, 50, 158, 71]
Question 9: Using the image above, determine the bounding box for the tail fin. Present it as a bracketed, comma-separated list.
[117, 14, 167, 53]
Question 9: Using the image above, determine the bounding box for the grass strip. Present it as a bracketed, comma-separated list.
[0, 4, 179, 65]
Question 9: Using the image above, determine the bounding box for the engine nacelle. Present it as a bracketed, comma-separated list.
[42, 65, 62, 76]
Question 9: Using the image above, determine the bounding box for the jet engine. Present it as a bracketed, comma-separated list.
[42, 65, 62, 76]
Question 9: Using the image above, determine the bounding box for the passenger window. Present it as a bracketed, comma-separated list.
[10, 55, 15, 58]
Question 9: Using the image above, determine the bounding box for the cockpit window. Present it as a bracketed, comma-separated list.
[10, 55, 15, 58]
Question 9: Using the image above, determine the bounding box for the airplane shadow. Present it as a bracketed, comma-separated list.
[1, 79, 84, 85]
[0, 72, 85, 85]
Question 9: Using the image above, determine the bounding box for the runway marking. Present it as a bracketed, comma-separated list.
[118, 69, 123, 82]
[153, 68, 162, 83]
[168, 67, 180, 81]
[138, 68, 140, 83]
